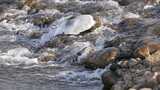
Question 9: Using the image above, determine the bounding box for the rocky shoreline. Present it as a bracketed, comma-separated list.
[0, 0, 160, 90]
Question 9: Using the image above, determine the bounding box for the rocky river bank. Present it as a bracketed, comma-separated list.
[0, 0, 160, 90]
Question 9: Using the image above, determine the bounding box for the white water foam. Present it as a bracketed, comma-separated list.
[54, 68, 106, 84]
[0, 48, 38, 65]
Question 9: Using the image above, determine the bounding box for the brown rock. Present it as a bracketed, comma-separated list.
[146, 50, 160, 65]
[24, 0, 46, 10]
[134, 45, 150, 59]
[84, 47, 120, 69]
[134, 38, 160, 59]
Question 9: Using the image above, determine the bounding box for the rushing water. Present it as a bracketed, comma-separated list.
[0, 25, 103, 90]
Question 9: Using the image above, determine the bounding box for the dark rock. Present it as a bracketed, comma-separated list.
[102, 70, 121, 90]
[115, 0, 131, 6]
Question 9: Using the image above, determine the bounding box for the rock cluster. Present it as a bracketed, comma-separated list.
[2, 0, 160, 90]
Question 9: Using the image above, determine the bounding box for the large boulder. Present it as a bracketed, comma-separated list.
[53, 15, 96, 35]
[40, 15, 96, 45]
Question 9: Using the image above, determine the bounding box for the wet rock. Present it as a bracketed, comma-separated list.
[39, 15, 96, 45]
[84, 47, 120, 69]
[102, 70, 121, 90]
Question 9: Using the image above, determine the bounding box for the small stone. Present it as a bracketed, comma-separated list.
[38, 52, 56, 63]
[128, 58, 139, 67]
